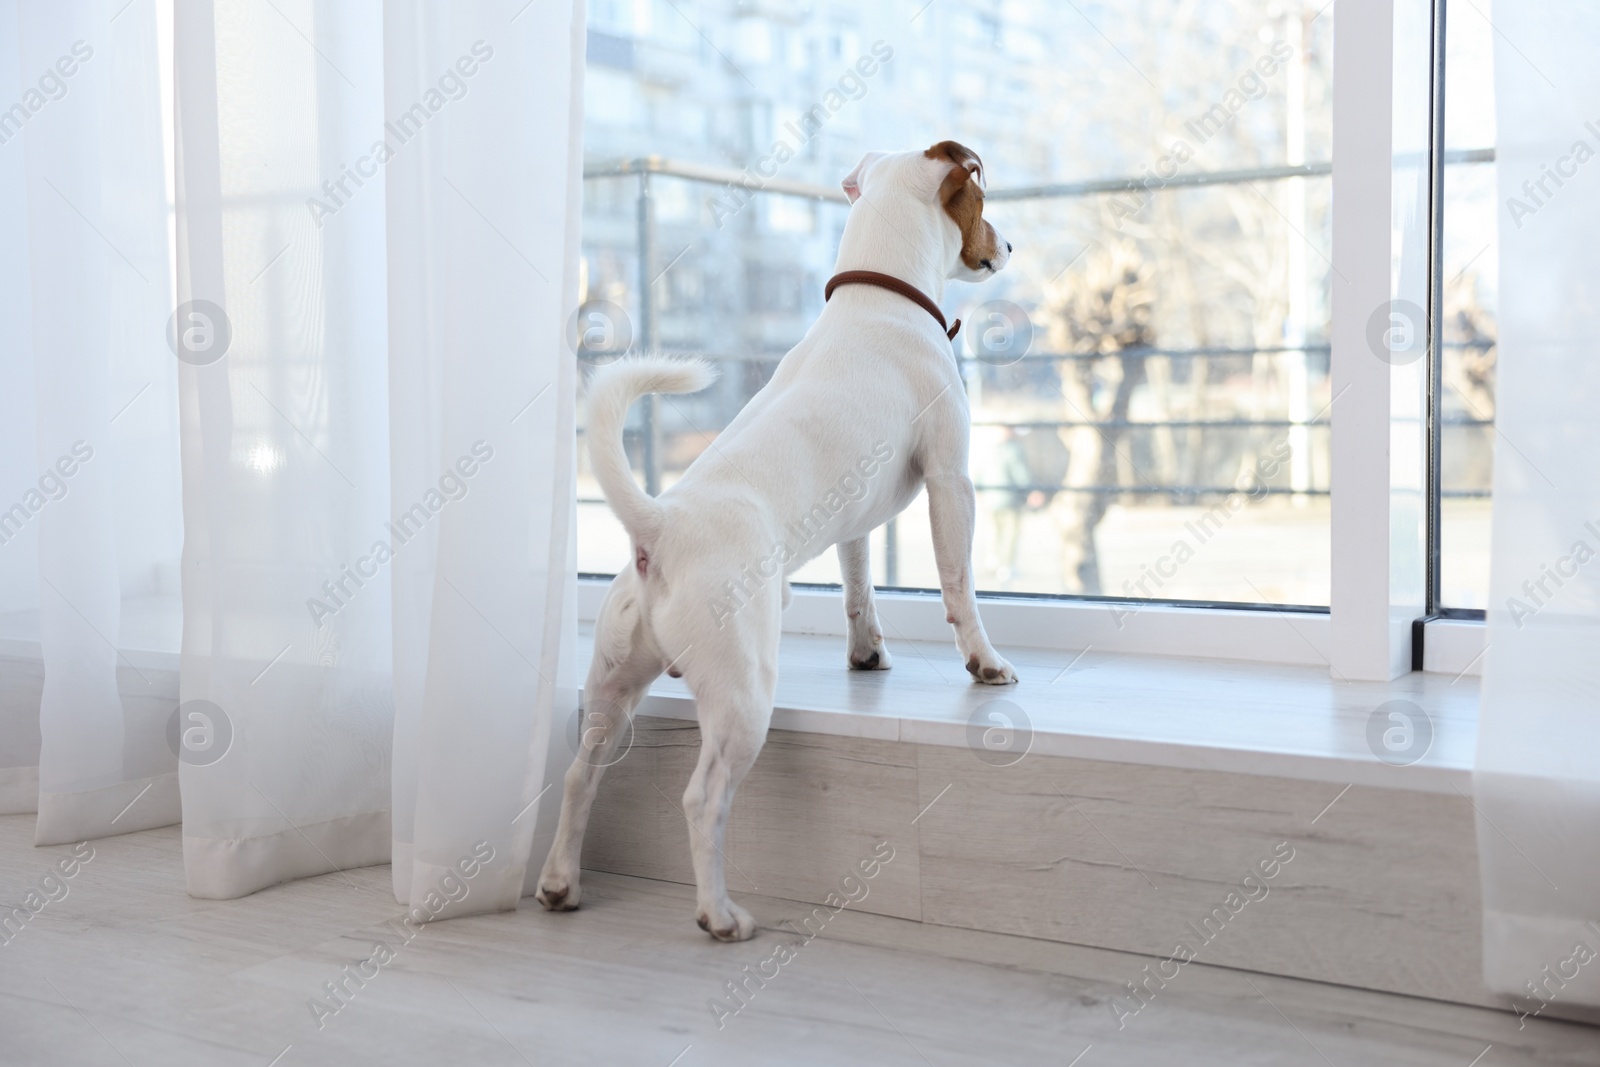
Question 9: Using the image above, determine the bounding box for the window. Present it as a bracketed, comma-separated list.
[577, 1, 1336, 611]
[1434, 0, 1498, 613]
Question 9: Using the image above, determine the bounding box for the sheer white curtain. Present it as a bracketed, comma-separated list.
[0, 0, 47, 815]
[2, 0, 182, 841]
[1477, 0, 1600, 1011]
[381, 2, 582, 912]
[173, 0, 581, 907]
[5, 0, 581, 913]
[173, 0, 400, 896]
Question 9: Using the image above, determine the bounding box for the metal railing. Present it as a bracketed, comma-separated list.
[579, 152, 1498, 582]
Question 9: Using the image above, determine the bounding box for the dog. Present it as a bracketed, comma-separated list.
[537, 141, 1017, 941]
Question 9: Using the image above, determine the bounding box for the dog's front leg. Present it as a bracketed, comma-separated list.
[838, 537, 891, 670]
[926, 472, 1018, 684]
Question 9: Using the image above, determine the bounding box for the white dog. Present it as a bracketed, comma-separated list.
[538, 141, 1018, 941]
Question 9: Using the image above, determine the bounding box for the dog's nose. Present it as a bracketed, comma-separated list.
[1006, 242, 1013, 252]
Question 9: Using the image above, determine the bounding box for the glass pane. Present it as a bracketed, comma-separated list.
[578, 1, 1335, 606]
[1439, 0, 1497, 610]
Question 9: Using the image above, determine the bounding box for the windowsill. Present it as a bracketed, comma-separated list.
[0, 596, 182, 671]
[0, 591, 1479, 795]
[579, 624, 1478, 794]
[581, 580, 1353, 668]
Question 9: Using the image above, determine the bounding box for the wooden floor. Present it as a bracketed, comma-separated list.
[0, 818, 1594, 1066]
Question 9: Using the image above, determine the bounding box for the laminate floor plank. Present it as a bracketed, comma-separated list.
[1, 817, 1594, 1066]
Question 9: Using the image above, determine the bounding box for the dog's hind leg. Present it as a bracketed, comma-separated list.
[838, 537, 891, 670]
[536, 581, 661, 912]
[680, 673, 771, 941]
[674, 609, 777, 942]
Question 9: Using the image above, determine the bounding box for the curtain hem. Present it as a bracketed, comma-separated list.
[183, 808, 391, 899]
[35, 771, 179, 844]
[407, 856, 522, 920]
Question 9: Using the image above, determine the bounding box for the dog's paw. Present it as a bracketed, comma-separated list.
[536, 876, 582, 912]
[848, 646, 893, 671]
[965, 652, 1019, 685]
[696, 899, 757, 942]
[847, 621, 890, 671]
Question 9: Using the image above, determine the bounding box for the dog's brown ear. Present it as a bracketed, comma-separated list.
[927, 141, 995, 270]
[925, 140, 984, 193]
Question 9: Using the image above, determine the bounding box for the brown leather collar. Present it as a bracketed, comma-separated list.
[824, 270, 961, 341]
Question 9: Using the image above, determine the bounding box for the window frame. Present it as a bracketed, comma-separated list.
[1416, 0, 1490, 673]
[577, 0, 1484, 680]
[1424, 0, 1495, 623]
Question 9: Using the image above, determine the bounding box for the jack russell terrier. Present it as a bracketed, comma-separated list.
[538, 141, 1017, 941]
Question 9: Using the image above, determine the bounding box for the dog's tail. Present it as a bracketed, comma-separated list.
[585, 356, 716, 545]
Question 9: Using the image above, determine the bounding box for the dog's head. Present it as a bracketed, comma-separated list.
[840, 141, 1011, 282]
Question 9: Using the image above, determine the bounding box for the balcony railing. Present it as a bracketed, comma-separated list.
[578, 152, 1497, 583]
